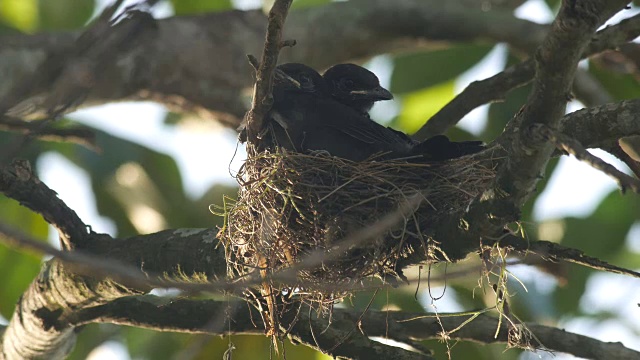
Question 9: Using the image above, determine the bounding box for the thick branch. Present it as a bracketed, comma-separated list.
[69, 297, 640, 360]
[413, 12, 640, 140]
[0, 159, 88, 249]
[501, 0, 630, 203]
[0, 226, 225, 360]
[459, 0, 632, 244]
[394, 1, 634, 270]
[0, 261, 135, 360]
[560, 99, 640, 150]
[0, 0, 547, 127]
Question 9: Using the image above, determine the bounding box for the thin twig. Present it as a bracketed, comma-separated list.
[244, 0, 293, 145]
[534, 123, 640, 194]
[0, 0, 126, 115]
[240, 1, 294, 349]
[0, 159, 88, 249]
[0, 116, 98, 151]
[413, 12, 640, 140]
[487, 234, 640, 279]
[611, 143, 640, 179]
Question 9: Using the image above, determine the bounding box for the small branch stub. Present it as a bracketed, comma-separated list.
[244, 0, 293, 146]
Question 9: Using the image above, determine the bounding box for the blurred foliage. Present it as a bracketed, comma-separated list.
[554, 191, 640, 314]
[543, 0, 561, 11]
[393, 80, 456, 134]
[171, 0, 233, 15]
[1, 1, 640, 359]
[291, 0, 331, 9]
[391, 45, 493, 94]
[0, 0, 38, 32]
[0, 0, 95, 32]
[589, 62, 640, 101]
[0, 198, 46, 318]
[38, 0, 94, 30]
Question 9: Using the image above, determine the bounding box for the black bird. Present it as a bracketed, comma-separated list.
[265, 63, 414, 162]
[323, 63, 485, 161]
[323, 63, 415, 146]
[412, 135, 485, 161]
[323, 63, 393, 116]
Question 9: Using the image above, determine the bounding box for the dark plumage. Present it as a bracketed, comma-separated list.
[266, 63, 413, 161]
[413, 135, 485, 161]
[240, 62, 484, 162]
[323, 63, 393, 115]
[322, 63, 485, 161]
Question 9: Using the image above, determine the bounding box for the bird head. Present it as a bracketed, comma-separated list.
[323, 63, 393, 112]
[274, 63, 328, 95]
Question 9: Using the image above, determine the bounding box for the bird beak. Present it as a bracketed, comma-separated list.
[350, 86, 393, 100]
[274, 68, 301, 88]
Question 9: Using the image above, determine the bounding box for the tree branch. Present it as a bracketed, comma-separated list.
[244, 0, 292, 143]
[0, 225, 226, 360]
[0, 116, 97, 150]
[537, 123, 640, 193]
[68, 297, 640, 360]
[0, 159, 88, 249]
[0, 0, 548, 127]
[413, 11, 640, 140]
[560, 99, 640, 150]
[487, 234, 640, 279]
[485, 0, 630, 223]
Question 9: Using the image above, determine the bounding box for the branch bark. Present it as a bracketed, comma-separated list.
[3, 95, 640, 358]
[413, 11, 640, 140]
[2, 1, 640, 359]
[0, 0, 547, 127]
[67, 297, 640, 360]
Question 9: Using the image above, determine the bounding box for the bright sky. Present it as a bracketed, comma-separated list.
[23, 0, 640, 358]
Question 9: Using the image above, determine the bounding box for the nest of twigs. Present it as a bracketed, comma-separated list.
[219, 145, 498, 308]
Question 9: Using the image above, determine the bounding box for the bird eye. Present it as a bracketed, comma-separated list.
[339, 78, 354, 90]
[299, 74, 314, 90]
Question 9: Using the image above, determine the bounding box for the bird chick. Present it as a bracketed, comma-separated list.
[323, 63, 393, 115]
[267, 63, 413, 161]
[323, 63, 485, 161]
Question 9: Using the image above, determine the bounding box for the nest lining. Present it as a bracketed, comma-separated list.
[219, 146, 498, 305]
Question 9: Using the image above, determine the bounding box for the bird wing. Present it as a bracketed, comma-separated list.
[314, 98, 412, 150]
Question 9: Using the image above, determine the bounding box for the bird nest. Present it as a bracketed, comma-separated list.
[219, 146, 498, 307]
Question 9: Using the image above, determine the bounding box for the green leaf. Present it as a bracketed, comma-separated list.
[554, 191, 640, 314]
[589, 62, 640, 101]
[67, 324, 120, 360]
[484, 53, 532, 141]
[125, 327, 187, 359]
[291, 0, 331, 9]
[390, 44, 493, 94]
[393, 80, 456, 134]
[171, 0, 233, 15]
[0, 0, 38, 32]
[543, 0, 561, 11]
[0, 197, 47, 317]
[38, 0, 94, 30]
[523, 157, 560, 221]
[52, 125, 232, 236]
[422, 340, 521, 360]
